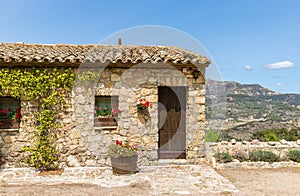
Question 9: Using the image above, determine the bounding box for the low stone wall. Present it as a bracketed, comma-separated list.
[213, 161, 300, 169]
[206, 140, 300, 159]
[206, 140, 300, 169]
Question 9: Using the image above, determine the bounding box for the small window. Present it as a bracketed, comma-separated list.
[0, 97, 21, 129]
[94, 96, 119, 127]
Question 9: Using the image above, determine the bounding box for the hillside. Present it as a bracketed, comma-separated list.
[205, 80, 300, 141]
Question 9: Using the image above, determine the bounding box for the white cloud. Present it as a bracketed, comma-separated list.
[244, 65, 252, 71]
[266, 61, 294, 70]
[272, 74, 284, 78]
[276, 83, 285, 86]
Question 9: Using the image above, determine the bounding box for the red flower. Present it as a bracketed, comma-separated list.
[2, 109, 7, 115]
[8, 108, 12, 112]
[139, 99, 143, 102]
[115, 140, 122, 146]
[16, 113, 22, 119]
[0, 121, 2, 126]
[16, 108, 21, 113]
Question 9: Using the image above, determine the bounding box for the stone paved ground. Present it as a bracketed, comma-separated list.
[0, 165, 238, 195]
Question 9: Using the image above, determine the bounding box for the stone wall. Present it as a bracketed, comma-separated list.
[72, 64, 207, 166]
[1, 63, 207, 168]
[206, 140, 300, 160]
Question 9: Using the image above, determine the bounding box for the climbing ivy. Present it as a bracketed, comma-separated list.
[0, 68, 75, 170]
[76, 70, 100, 83]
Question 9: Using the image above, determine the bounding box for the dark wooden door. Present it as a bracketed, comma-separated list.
[158, 86, 186, 159]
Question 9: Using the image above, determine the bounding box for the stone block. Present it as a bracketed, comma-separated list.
[147, 94, 158, 102]
[111, 73, 120, 81]
[280, 139, 288, 145]
[195, 75, 205, 84]
[141, 88, 151, 96]
[119, 128, 128, 136]
[268, 141, 277, 146]
[101, 70, 110, 78]
[194, 96, 205, 104]
[142, 135, 153, 145]
[67, 155, 80, 167]
[85, 159, 97, 166]
[230, 139, 237, 145]
[129, 134, 141, 144]
[3, 136, 14, 143]
[69, 129, 81, 140]
[123, 122, 130, 130]
[75, 94, 86, 105]
[251, 139, 259, 145]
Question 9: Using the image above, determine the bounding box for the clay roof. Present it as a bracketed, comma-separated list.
[0, 43, 210, 66]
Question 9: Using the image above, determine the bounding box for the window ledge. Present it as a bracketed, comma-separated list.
[0, 128, 19, 132]
[94, 126, 117, 130]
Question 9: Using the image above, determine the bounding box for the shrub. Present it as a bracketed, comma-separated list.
[214, 152, 232, 163]
[288, 150, 300, 163]
[252, 128, 300, 141]
[232, 150, 249, 162]
[264, 133, 279, 142]
[205, 130, 220, 142]
[249, 151, 280, 163]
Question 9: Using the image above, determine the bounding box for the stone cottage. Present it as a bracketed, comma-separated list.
[0, 43, 210, 168]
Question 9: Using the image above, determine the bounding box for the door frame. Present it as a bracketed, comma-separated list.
[158, 86, 187, 159]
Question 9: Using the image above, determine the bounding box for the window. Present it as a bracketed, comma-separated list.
[0, 97, 21, 129]
[94, 96, 119, 127]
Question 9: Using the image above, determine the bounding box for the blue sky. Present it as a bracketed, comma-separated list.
[0, 0, 299, 93]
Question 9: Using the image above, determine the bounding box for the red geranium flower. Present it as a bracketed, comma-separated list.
[115, 140, 122, 146]
[16, 113, 22, 119]
[8, 108, 12, 112]
[137, 98, 152, 110]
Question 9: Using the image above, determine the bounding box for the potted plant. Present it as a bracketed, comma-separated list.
[136, 99, 152, 123]
[0, 108, 21, 129]
[136, 98, 152, 111]
[94, 104, 121, 126]
[108, 140, 138, 175]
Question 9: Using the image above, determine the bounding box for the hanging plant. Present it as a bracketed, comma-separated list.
[136, 98, 152, 110]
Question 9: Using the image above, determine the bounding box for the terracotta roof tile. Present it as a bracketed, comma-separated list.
[0, 43, 210, 66]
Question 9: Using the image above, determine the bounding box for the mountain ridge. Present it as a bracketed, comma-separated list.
[205, 79, 300, 141]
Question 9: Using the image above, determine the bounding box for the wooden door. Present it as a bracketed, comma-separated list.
[158, 86, 186, 159]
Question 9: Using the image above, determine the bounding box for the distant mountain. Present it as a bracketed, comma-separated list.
[205, 80, 300, 141]
[206, 79, 278, 96]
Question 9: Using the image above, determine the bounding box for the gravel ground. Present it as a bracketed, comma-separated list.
[217, 167, 300, 195]
[0, 183, 151, 196]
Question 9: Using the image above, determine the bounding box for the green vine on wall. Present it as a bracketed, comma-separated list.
[0, 68, 75, 170]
